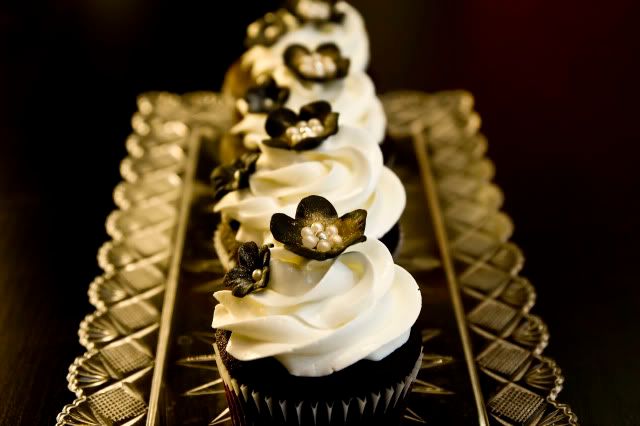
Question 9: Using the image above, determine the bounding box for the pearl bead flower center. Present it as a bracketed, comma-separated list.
[247, 12, 282, 41]
[285, 118, 325, 145]
[301, 222, 343, 252]
[298, 52, 337, 78]
[251, 269, 263, 282]
[262, 98, 274, 109]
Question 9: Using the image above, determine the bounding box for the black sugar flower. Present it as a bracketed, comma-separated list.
[242, 77, 290, 114]
[245, 9, 295, 48]
[270, 195, 366, 261]
[263, 101, 338, 151]
[210, 152, 260, 201]
[224, 242, 272, 297]
[286, 0, 344, 24]
[284, 43, 350, 83]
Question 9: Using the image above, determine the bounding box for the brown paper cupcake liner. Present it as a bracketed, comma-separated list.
[214, 343, 423, 426]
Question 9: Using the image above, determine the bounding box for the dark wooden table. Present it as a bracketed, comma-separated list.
[1, 1, 639, 424]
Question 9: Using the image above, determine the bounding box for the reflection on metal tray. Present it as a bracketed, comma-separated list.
[56, 90, 578, 425]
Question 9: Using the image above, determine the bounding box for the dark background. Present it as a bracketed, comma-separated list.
[1, 1, 639, 424]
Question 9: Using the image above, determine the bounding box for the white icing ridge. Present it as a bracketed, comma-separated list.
[232, 67, 386, 147]
[212, 239, 422, 377]
[215, 125, 405, 245]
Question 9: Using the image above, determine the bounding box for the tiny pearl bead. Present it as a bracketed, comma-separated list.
[329, 234, 343, 245]
[252, 269, 263, 281]
[263, 98, 274, 108]
[290, 133, 302, 144]
[233, 170, 242, 180]
[308, 118, 322, 127]
[297, 120, 308, 128]
[311, 222, 324, 233]
[324, 60, 336, 75]
[286, 127, 299, 137]
[301, 226, 314, 237]
[300, 62, 314, 75]
[311, 124, 324, 134]
[326, 225, 338, 235]
[316, 231, 328, 240]
[302, 234, 319, 249]
[317, 240, 332, 252]
[313, 61, 325, 76]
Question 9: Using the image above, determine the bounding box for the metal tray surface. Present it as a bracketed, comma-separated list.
[55, 90, 578, 426]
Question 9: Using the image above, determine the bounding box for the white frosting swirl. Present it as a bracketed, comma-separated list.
[232, 67, 386, 148]
[215, 125, 405, 245]
[242, 2, 369, 78]
[212, 239, 422, 376]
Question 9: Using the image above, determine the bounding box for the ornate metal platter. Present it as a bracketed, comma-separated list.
[55, 90, 579, 425]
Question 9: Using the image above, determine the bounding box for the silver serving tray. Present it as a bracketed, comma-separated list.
[55, 90, 578, 426]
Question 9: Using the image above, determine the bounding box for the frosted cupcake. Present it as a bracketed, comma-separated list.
[211, 102, 404, 269]
[218, 1, 385, 164]
[231, 42, 386, 151]
[212, 196, 422, 426]
[223, 1, 370, 98]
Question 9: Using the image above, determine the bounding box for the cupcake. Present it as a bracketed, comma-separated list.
[219, 76, 292, 164]
[230, 42, 386, 153]
[211, 102, 405, 269]
[218, 0, 385, 168]
[223, 1, 370, 98]
[212, 196, 423, 425]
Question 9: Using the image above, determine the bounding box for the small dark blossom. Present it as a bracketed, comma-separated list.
[210, 152, 260, 201]
[224, 242, 272, 297]
[284, 43, 350, 83]
[270, 195, 367, 261]
[242, 77, 290, 114]
[262, 101, 338, 151]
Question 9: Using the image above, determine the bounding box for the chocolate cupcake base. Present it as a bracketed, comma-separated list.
[213, 328, 423, 426]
